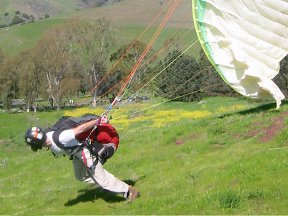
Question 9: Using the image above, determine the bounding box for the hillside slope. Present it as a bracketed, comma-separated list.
[1, 97, 288, 214]
[72, 0, 193, 27]
[0, 0, 121, 20]
[0, 0, 196, 55]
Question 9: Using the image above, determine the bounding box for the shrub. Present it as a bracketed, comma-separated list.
[10, 15, 25, 25]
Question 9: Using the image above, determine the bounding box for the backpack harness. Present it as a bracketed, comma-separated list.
[45, 113, 101, 160]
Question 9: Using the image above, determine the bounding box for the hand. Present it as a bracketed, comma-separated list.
[100, 115, 109, 124]
[98, 144, 115, 164]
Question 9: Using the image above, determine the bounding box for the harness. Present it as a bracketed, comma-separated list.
[47, 113, 114, 167]
[46, 113, 100, 159]
[47, 114, 116, 186]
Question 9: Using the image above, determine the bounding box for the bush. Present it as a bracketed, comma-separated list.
[0, 24, 8, 29]
[22, 13, 30, 19]
[155, 49, 202, 102]
[10, 15, 25, 25]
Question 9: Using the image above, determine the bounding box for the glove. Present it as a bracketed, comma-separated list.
[98, 144, 115, 164]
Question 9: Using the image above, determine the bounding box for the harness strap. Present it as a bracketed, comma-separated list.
[52, 129, 67, 149]
[81, 147, 98, 184]
[52, 130, 84, 157]
[82, 149, 88, 166]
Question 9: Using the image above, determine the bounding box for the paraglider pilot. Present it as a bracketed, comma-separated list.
[24, 114, 140, 202]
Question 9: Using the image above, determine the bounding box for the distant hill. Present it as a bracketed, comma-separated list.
[0, 0, 196, 55]
[72, 0, 192, 28]
[0, 0, 121, 25]
[0, 0, 192, 28]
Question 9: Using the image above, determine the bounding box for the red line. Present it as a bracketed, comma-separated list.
[88, 0, 174, 96]
[111, 0, 180, 106]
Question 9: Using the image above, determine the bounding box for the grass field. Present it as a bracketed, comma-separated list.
[1, 96, 288, 215]
[0, 18, 64, 55]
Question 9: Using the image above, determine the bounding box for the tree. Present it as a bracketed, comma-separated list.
[155, 49, 201, 102]
[1, 19, 120, 110]
[35, 25, 75, 110]
[10, 15, 25, 25]
[17, 49, 46, 111]
[109, 40, 148, 95]
[197, 50, 236, 97]
[63, 19, 117, 106]
[61, 77, 81, 98]
[274, 54, 288, 98]
[0, 56, 20, 109]
[0, 49, 5, 64]
[0, 49, 6, 107]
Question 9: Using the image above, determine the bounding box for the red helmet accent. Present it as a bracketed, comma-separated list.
[25, 127, 47, 151]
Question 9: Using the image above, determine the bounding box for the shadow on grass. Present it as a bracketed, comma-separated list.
[218, 100, 287, 119]
[64, 177, 144, 206]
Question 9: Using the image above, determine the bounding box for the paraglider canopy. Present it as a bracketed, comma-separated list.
[192, 0, 288, 108]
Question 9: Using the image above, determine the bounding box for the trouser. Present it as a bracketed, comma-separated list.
[72, 147, 129, 195]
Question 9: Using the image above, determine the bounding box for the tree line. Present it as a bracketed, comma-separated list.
[0, 19, 116, 110]
[0, 18, 287, 111]
[0, 10, 47, 29]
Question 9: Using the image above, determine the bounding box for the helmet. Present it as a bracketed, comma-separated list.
[25, 127, 47, 151]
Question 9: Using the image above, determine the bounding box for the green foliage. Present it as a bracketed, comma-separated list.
[274, 55, 288, 98]
[109, 40, 149, 94]
[10, 15, 25, 25]
[198, 50, 237, 97]
[17, 49, 45, 108]
[66, 18, 117, 99]
[154, 49, 239, 102]
[1, 9, 36, 28]
[0, 18, 117, 110]
[0, 55, 21, 109]
[155, 49, 201, 102]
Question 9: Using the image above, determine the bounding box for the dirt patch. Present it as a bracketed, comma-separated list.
[175, 139, 185, 145]
[175, 111, 288, 145]
[211, 144, 226, 148]
[0, 140, 8, 144]
[248, 111, 288, 142]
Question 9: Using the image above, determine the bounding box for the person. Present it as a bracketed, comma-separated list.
[24, 114, 140, 201]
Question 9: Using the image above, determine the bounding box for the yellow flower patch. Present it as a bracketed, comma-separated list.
[217, 104, 247, 113]
[62, 102, 248, 130]
[64, 107, 105, 117]
[150, 110, 213, 127]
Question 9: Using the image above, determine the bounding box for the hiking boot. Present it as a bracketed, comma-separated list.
[127, 186, 140, 201]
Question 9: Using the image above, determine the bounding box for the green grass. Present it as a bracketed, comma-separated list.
[1, 97, 288, 215]
[0, 0, 13, 16]
[0, 18, 64, 55]
[0, 0, 86, 20]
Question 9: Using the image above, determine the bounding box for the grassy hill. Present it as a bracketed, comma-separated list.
[72, 0, 192, 27]
[1, 97, 288, 214]
[0, 0, 120, 21]
[0, 0, 198, 56]
[0, 18, 64, 55]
